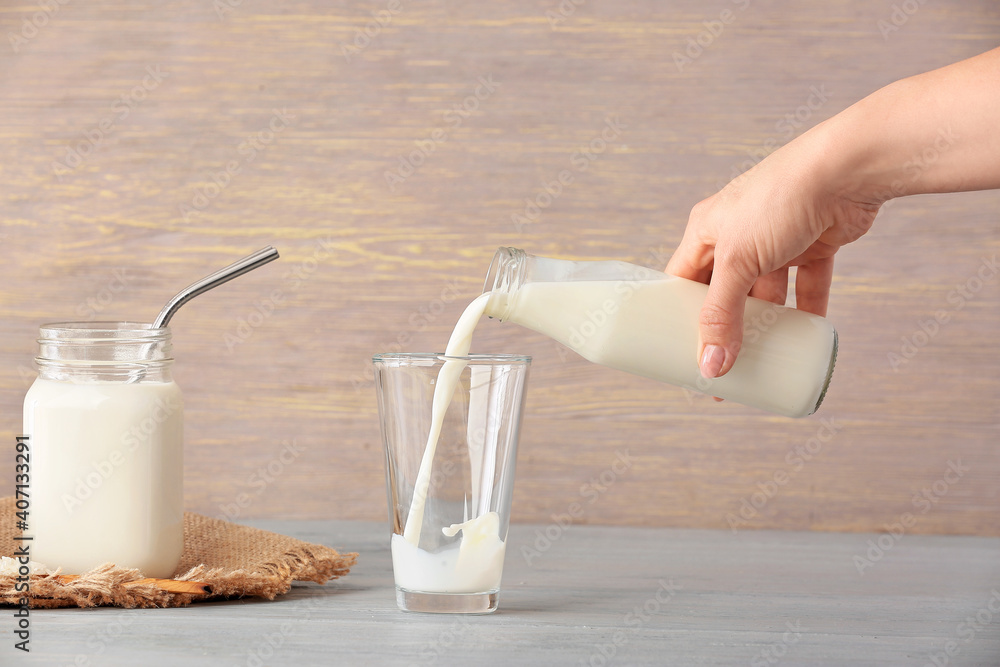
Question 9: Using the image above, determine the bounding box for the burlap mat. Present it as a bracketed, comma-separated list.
[0, 497, 357, 609]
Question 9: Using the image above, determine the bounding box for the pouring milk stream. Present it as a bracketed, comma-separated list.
[391, 293, 507, 594]
[393, 247, 837, 593]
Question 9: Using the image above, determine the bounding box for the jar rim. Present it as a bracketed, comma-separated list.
[39, 322, 169, 341]
[35, 322, 174, 377]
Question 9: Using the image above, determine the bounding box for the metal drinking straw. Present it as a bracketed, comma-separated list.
[152, 246, 280, 329]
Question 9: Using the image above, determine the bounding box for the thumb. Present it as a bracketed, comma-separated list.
[698, 261, 754, 379]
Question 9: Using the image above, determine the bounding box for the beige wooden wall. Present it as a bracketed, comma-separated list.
[1, 0, 998, 536]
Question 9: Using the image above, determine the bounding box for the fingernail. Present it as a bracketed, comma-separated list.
[700, 345, 726, 379]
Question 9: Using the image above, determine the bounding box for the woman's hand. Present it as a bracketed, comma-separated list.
[666, 124, 880, 379]
[666, 46, 1000, 380]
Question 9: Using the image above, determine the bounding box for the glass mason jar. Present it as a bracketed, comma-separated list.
[23, 322, 184, 578]
[482, 247, 837, 418]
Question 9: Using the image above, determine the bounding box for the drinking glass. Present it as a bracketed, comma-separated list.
[373, 353, 530, 613]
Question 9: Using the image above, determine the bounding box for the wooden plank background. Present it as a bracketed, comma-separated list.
[0, 0, 997, 536]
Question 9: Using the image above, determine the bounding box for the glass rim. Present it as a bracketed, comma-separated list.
[372, 352, 531, 364]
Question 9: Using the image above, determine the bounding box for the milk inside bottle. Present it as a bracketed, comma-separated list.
[481, 247, 836, 418]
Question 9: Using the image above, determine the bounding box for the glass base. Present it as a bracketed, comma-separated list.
[395, 588, 499, 614]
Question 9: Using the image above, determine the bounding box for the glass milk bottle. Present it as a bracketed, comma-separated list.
[23, 322, 184, 578]
[482, 248, 837, 418]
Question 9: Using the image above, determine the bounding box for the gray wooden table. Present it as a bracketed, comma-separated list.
[8, 521, 1000, 666]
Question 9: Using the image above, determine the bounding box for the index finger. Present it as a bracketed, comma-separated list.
[665, 236, 714, 283]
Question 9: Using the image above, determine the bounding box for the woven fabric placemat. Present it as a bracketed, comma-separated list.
[0, 497, 358, 608]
